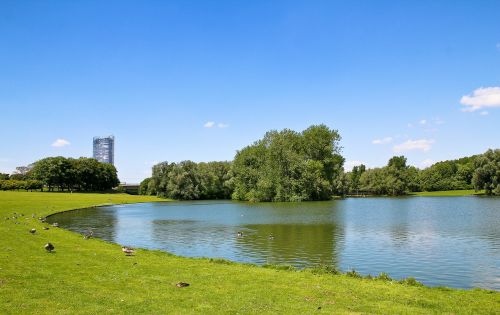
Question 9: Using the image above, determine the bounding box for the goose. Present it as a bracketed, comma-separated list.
[83, 229, 93, 239]
[121, 246, 135, 256]
[44, 243, 55, 252]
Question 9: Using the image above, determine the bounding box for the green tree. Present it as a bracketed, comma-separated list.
[472, 149, 500, 195]
[349, 164, 366, 195]
[231, 125, 343, 201]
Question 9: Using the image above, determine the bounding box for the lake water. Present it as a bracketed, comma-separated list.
[48, 197, 500, 290]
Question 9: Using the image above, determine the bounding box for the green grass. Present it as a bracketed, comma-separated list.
[0, 191, 498, 314]
[410, 189, 484, 197]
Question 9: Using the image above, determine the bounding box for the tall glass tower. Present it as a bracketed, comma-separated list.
[93, 135, 115, 165]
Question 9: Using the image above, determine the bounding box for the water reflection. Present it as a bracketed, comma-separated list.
[48, 197, 500, 290]
[237, 223, 342, 267]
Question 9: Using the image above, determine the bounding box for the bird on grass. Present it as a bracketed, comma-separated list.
[52, 222, 59, 227]
[44, 243, 55, 252]
[176, 282, 190, 288]
[121, 246, 135, 256]
[237, 231, 243, 237]
[43, 227, 50, 230]
[83, 229, 93, 239]
[30, 228, 36, 234]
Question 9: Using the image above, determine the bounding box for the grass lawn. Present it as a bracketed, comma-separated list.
[0, 191, 498, 314]
[410, 190, 484, 197]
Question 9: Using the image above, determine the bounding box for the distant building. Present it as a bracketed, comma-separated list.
[93, 135, 115, 165]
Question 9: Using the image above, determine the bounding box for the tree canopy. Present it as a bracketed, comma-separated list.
[30, 157, 119, 191]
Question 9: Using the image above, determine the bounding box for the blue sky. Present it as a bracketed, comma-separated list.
[1, 0, 499, 182]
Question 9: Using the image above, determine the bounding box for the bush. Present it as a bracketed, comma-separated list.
[377, 272, 393, 281]
[309, 264, 340, 275]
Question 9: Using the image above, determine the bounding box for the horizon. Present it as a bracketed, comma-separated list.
[1, 1, 499, 182]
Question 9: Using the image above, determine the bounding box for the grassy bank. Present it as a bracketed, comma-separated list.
[410, 189, 483, 197]
[0, 191, 498, 314]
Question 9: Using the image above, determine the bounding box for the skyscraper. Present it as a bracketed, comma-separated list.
[93, 135, 115, 165]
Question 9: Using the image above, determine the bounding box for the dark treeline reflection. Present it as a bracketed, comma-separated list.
[237, 223, 342, 267]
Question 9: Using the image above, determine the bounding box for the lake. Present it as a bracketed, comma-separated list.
[48, 196, 500, 290]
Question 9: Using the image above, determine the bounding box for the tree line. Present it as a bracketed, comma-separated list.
[141, 125, 344, 201]
[141, 161, 232, 199]
[140, 125, 500, 200]
[0, 157, 119, 192]
[348, 149, 499, 196]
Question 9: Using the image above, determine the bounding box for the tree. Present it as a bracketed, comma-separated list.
[231, 125, 344, 201]
[139, 177, 152, 195]
[472, 149, 500, 195]
[31, 156, 119, 192]
[349, 164, 366, 195]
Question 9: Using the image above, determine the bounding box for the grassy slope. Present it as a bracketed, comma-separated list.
[0, 192, 498, 314]
[410, 190, 483, 197]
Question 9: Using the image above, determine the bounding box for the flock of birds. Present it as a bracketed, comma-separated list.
[4, 210, 194, 290]
[5, 210, 281, 290]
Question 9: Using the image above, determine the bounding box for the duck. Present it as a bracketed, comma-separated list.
[44, 243, 55, 252]
[122, 246, 135, 256]
[83, 229, 93, 239]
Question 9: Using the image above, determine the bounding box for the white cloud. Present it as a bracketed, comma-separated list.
[420, 159, 435, 169]
[480, 111, 489, 116]
[419, 119, 427, 125]
[393, 139, 434, 152]
[460, 87, 500, 112]
[372, 137, 393, 145]
[217, 123, 229, 128]
[344, 160, 366, 170]
[51, 139, 70, 147]
[204, 121, 215, 128]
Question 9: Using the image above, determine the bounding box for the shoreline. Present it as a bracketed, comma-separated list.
[1, 191, 498, 314]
